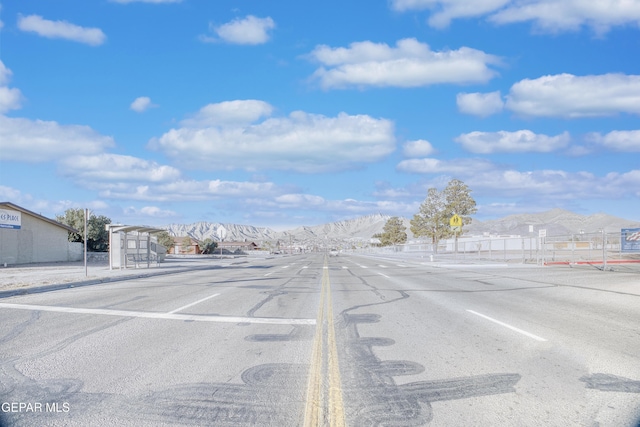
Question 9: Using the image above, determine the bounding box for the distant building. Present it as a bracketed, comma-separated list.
[0, 202, 81, 265]
[169, 236, 202, 255]
[217, 241, 259, 254]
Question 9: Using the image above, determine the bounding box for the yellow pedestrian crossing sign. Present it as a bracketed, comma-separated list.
[450, 214, 462, 227]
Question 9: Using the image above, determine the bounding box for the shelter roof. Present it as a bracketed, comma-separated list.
[107, 225, 165, 234]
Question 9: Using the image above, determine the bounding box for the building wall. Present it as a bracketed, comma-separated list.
[0, 213, 74, 265]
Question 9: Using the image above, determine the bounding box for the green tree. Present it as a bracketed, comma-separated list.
[155, 231, 175, 252]
[378, 216, 408, 246]
[442, 178, 477, 251]
[442, 178, 477, 228]
[410, 188, 451, 253]
[410, 179, 477, 253]
[198, 238, 218, 254]
[56, 208, 111, 252]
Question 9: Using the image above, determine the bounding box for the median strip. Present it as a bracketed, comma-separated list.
[304, 257, 346, 427]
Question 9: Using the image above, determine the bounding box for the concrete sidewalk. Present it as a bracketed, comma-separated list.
[0, 255, 260, 298]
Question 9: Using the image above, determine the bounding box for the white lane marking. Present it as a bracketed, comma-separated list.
[302, 266, 309, 269]
[282, 265, 290, 269]
[396, 264, 407, 267]
[323, 266, 329, 270]
[264, 272, 274, 276]
[467, 310, 547, 342]
[169, 293, 220, 314]
[0, 302, 315, 325]
[342, 266, 348, 269]
[378, 264, 387, 268]
[377, 272, 390, 278]
[359, 265, 368, 269]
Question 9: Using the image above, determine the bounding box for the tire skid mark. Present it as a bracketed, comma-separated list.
[337, 273, 521, 425]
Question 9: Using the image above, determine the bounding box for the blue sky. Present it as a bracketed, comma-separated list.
[1, 0, 639, 229]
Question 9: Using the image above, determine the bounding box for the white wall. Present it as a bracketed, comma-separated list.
[0, 213, 75, 265]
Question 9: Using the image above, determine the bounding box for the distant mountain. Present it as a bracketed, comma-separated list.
[290, 213, 400, 241]
[163, 209, 640, 244]
[164, 222, 280, 242]
[163, 213, 404, 244]
[467, 209, 640, 236]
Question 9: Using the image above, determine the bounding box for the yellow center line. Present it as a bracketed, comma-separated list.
[303, 256, 346, 427]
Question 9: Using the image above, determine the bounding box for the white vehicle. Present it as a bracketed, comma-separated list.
[329, 249, 339, 257]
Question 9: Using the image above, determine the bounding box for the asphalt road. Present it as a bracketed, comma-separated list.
[1, 253, 639, 426]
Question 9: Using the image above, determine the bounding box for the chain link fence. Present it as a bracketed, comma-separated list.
[363, 231, 640, 270]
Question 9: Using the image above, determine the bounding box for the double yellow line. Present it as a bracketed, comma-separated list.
[303, 256, 346, 426]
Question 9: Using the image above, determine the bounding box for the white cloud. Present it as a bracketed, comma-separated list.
[455, 130, 571, 153]
[403, 139, 436, 157]
[0, 186, 110, 218]
[130, 96, 157, 113]
[397, 157, 496, 174]
[0, 185, 26, 202]
[307, 38, 500, 89]
[588, 130, 640, 152]
[392, 155, 640, 204]
[250, 193, 420, 217]
[506, 73, 640, 118]
[275, 194, 327, 207]
[490, 0, 640, 34]
[0, 61, 24, 113]
[468, 169, 640, 200]
[0, 61, 10, 86]
[390, 0, 511, 28]
[203, 15, 275, 45]
[0, 87, 22, 114]
[390, 0, 640, 33]
[180, 100, 273, 127]
[149, 103, 396, 173]
[59, 154, 181, 183]
[17, 15, 106, 46]
[0, 116, 114, 162]
[124, 206, 178, 218]
[99, 179, 283, 202]
[457, 91, 504, 117]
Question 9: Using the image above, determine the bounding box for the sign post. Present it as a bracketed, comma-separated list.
[538, 229, 546, 265]
[450, 215, 463, 256]
[216, 226, 227, 257]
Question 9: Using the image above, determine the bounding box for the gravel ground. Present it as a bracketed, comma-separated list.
[0, 256, 256, 294]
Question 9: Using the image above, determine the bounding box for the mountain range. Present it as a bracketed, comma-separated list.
[163, 209, 640, 244]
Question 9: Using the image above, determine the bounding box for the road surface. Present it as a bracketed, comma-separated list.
[1, 253, 639, 426]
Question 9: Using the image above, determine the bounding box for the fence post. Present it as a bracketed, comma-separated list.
[602, 229, 607, 271]
[504, 238, 507, 261]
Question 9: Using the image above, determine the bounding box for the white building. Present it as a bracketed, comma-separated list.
[0, 202, 82, 265]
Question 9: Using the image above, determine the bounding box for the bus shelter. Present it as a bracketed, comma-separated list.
[107, 225, 166, 270]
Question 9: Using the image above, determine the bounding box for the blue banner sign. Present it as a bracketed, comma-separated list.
[621, 228, 640, 253]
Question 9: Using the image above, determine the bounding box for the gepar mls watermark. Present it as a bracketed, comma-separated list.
[1, 401, 70, 413]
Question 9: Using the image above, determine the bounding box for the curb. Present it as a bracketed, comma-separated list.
[0, 264, 222, 299]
